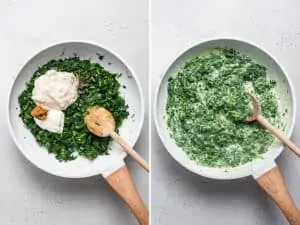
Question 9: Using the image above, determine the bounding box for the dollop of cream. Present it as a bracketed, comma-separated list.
[34, 109, 64, 133]
[32, 70, 79, 110]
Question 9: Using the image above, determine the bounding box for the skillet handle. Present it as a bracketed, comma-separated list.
[256, 166, 300, 225]
[105, 165, 149, 225]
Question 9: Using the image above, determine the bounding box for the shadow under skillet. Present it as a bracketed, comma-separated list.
[151, 129, 286, 225]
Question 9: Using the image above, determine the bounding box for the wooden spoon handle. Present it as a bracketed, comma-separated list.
[256, 167, 300, 225]
[257, 115, 300, 157]
[110, 131, 150, 172]
[105, 166, 149, 225]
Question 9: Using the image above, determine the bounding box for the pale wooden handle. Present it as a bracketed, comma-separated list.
[257, 167, 300, 225]
[257, 115, 300, 157]
[110, 131, 149, 172]
[105, 166, 149, 225]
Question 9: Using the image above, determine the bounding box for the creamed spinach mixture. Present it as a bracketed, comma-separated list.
[19, 57, 129, 162]
[166, 48, 281, 168]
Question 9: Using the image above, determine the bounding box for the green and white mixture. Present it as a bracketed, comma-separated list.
[166, 48, 282, 168]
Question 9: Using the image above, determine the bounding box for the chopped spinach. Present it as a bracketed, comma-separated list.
[166, 48, 281, 168]
[19, 57, 129, 162]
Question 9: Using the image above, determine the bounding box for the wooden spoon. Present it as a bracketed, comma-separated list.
[84, 107, 150, 172]
[246, 95, 300, 156]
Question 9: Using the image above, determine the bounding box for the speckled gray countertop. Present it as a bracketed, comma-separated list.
[151, 0, 300, 224]
[0, 0, 148, 224]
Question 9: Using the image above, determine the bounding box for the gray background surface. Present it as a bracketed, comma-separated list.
[151, 0, 300, 224]
[0, 0, 148, 225]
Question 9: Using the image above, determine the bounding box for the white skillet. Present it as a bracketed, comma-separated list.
[8, 41, 148, 225]
[154, 38, 300, 224]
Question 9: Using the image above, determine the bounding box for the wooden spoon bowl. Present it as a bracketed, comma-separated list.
[84, 107, 116, 137]
[85, 107, 150, 172]
[246, 95, 300, 156]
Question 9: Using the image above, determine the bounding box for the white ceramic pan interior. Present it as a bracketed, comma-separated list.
[8, 41, 144, 178]
[154, 38, 296, 180]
